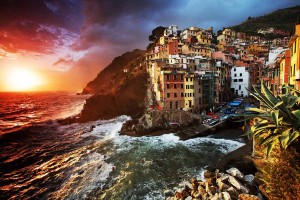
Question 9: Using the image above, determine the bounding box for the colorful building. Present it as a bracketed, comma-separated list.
[289, 24, 300, 89]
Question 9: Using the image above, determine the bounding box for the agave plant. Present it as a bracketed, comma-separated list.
[244, 82, 300, 158]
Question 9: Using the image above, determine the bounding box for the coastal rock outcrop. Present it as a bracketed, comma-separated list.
[120, 109, 201, 136]
[78, 49, 148, 122]
[166, 168, 259, 200]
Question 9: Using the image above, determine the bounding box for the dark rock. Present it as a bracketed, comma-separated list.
[120, 110, 201, 136]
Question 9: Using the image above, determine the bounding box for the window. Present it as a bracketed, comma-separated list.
[293, 64, 296, 76]
[240, 73, 242, 76]
[190, 78, 193, 82]
[234, 79, 237, 82]
[234, 68, 236, 71]
[167, 93, 170, 98]
[239, 85, 241, 90]
[181, 84, 184, 89]
[186, 78, 188, 82]
[175, 101, 178, 109]
[170, 102, 173, 109]
[239, 79, 243, 82]
[174, 84, 177, 89]
[181, 92, 184, 97]
[167, 84, 170, 89]
[199, 88, 201, 93]
[167, 75, 170, 80]
[181, 75, 184, 80]
[174, 93, 177, 97]
[186, 85, 189, 89]
[234, 74, 237, 77]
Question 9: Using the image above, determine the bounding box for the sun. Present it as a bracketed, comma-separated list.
[6, 68, 43, 91]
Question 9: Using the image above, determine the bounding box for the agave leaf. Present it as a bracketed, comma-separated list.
[286, 131, 300, 147]
[253, 129, 267, 138]
[266, 140, 277, 158]
[247, 108, 267, 113]
[241, 129, 253, 137]
[271, 110, 279, 127]
[292, 110, 300, 121]
[274, 101, 284, 108]
[261, 82, 279, 105]
[255, 124, 277, 132]
[250, 88, 274, 110]
[278, 128, 292, 149]
[259, 134, 275, 146]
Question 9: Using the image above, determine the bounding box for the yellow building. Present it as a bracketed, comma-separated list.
[184, 74, 195, 110]
[289, 24, 300, 89]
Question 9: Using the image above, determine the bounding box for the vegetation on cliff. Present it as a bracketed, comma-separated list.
[229, 5, 300, 38]
[244, 83, 300, 199]
[78, 49, 148, 122]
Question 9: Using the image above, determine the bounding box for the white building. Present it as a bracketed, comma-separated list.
[266, 47, 287, 66]
[231, 66, 250, 97]
[164, 25, 178, 37]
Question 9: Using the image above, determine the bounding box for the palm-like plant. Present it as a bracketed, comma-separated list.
[244, 82, 300, 158]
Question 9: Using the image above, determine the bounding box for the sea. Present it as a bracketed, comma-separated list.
[0, 92, 245, 199]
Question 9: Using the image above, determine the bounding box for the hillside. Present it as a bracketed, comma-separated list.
[229, 5, 300, 37]
[78, 49, 148, 122]
[82, 49, 145, 95]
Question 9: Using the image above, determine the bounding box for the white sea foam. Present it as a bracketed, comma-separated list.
[50, 152, 113, 200]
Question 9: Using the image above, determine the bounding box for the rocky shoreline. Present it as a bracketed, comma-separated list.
[165, 142, 261, 200]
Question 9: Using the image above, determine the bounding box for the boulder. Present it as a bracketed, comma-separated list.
[222, 191, 232, 200]
[164, 189, 174, 197]
[238, 193, 260, 200]
[228, 176, 249, 194]
[244, 174, 255, 185]
[226, 167, 244, 179]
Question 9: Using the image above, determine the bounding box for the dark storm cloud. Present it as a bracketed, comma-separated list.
[73, 0, 185, 51]
[0, 0, 82, 53]
[74, 0, 300, 53]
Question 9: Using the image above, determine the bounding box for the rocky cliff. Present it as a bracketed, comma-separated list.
[78, 49, 148, 122]
[78, 49, 202, 135]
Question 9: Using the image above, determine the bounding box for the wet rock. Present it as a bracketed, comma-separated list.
[216, 178, 231, 191]
[170, 168, 257, 200]
[222, 191, 231, 200]
[210, 193, 219, 200]
[191, 177, 199, 189]
[244, 174, 255, 185]
[226, 187, 239, 200]
[164, 189, 174, 197]
[166, 198, 174, 200]
[175, 189, 184, 199]
[228, 176, 249, 193]
[238, 193, 260, 200]
[226, 167, 244, 179]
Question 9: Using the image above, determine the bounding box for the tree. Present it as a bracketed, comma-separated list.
[148, 26, 166, 41]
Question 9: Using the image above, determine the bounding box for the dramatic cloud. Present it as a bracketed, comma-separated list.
[0, 0, 299, 91]
[0, 0, 82, 53]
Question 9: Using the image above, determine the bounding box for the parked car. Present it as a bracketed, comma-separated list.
[224, 108, 236, 114]
[209, 119, 219, 126]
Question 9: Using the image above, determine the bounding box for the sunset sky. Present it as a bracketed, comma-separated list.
[0, 0, 299, 91]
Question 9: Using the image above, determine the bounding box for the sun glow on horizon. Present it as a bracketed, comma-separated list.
[5, 68, 44, 91]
